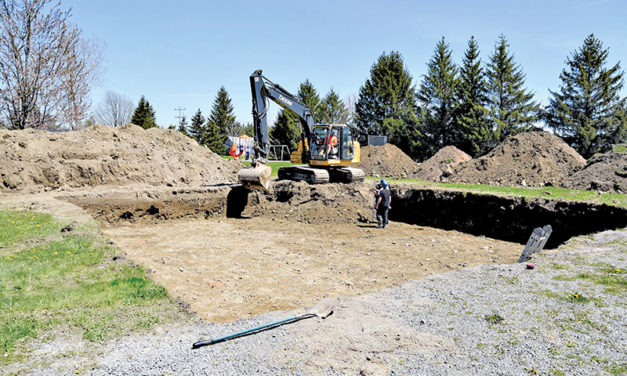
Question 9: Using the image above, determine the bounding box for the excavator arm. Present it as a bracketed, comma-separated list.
[249, 69, 314, 163]
[239, 70, 315, 189]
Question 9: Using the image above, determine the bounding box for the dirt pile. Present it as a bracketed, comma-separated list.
[448, 132, 586, 187]
[415, 146, 472, 182]
[357, 144, 420, 179]
[561, 151, 627, 192]
[244, 181, 374, 224]
[0, 124, 240, 192]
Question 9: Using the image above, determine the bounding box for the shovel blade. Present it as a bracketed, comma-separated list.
[309, 297, 337, 319]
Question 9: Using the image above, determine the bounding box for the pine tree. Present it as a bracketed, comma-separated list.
[455, 36, 492, 157]
[486, 35, 538, 144]
[318, 88, 350, 124]
[267, 80, 321, 152]
[545, 34, 626, 158]
[269, 109, 300, 151]
[241, 122, 254, 137]
[208, 86, 238, 140]
[417, 37, 460, 157]
[297, 80, 321, 121]
[131, 96, 157, 129]
[204, 118, 224, 154]
[177, 115, 188, 135]
[189, 109, 206, 144]
[355, 51, 419, 156]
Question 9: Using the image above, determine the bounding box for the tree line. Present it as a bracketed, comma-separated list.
[354, 34, 625, 160]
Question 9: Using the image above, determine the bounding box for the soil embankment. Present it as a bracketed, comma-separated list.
[415, 145, 471, 182]
[562, 151, 627, 192]
[0, 124, 240, 192]
[357, 144, 420, 178]
[449, 131, 586, 187]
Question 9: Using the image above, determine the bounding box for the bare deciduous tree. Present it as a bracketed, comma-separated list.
[94, 91, 134, 127]
[0, 0, 100, 130]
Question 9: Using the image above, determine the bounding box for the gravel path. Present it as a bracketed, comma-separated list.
[18, 229, 627, 376]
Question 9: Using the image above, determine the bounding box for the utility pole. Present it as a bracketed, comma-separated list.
[174, 107, 186, 122]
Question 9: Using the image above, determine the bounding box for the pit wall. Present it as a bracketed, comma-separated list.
[61, 186, 231, 226]
[390, 187, 627, 248]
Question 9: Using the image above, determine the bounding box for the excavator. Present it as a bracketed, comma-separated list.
[238, 70, 365, 190]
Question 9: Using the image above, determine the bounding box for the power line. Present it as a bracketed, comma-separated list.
[174, 107, 186, 122]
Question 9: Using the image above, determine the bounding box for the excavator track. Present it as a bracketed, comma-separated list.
[328, 167, 366, 184]
[277, 166, 365, 185]
[278, 166, 330, 184]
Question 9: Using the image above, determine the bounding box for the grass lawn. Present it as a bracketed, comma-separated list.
[0, 210, 186, 366]
[366, 177, 627, 208]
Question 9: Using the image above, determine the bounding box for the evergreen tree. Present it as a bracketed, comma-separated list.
[208, 86, 238, 140]
[177, 115, 188, 135]
[455, 36, 492, 157]
[486, 35, 538, 144]
[131, 96, 157, 129]
[545, 34, 626, 158]
[189, 109, 206, 144]
[297, 80, 321, 121]
[417, 37, 460, 158]
[268, 80, 321, 152]
[355, 51, 419, 156]
[269, 109, 300, 151]
[204, 118, 224, 154]
[318, 88, 350, 124]
[241, 122, 254, 137]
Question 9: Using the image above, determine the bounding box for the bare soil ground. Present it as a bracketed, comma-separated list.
[415, 145, 471, 182]
[102, 217, 522, 323]
[562, 150, 627, 192]
[449, 131, 586, 187]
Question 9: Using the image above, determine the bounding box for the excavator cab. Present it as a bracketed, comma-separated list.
[309, 125, 356, 163]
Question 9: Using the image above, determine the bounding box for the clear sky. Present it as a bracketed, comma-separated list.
[64, 0, 626, 128]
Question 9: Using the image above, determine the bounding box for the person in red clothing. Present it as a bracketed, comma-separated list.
[327, 130, 338, 159]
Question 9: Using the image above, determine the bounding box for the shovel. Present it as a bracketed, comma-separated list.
[192, 298, 336, 349]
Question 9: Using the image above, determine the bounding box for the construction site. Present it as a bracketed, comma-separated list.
[1, 123, 626, 375]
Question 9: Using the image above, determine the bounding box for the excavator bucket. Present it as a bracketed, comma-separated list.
[237, 163, 272, 190]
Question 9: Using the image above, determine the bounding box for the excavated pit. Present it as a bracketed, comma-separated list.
[54, 182, 626, 322]
[390, 187, 627, 248]
[63, 183, 627, 249]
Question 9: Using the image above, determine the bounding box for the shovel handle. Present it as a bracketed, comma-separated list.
[192, 313, 315, 349]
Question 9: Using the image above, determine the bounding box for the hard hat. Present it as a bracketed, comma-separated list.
[380, 179, 388, 187]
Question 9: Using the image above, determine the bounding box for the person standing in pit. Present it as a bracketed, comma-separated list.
[375, 179, 391, 228]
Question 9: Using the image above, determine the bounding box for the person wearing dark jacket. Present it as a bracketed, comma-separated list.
[375, 179, 391, 228]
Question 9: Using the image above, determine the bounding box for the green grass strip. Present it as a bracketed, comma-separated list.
[0, 210, 182, 365]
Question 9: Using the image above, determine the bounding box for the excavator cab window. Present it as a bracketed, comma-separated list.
[340, 127, 354, 161]
[310, 127, 329, 160]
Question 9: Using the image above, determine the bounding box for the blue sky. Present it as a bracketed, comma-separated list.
[64, 0, 626, 128]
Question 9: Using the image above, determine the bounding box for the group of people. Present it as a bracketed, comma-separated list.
[374, 179, 391, 229]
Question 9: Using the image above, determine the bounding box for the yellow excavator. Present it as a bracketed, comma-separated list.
[238, 70, 365, 190]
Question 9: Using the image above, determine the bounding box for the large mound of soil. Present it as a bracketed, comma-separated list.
[357, 144, 420, 179]
[415, 146, 472, 182]
[448, 132, 586, 187]
[562, 151, 627, 192]
[0, 124, 240, 192]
